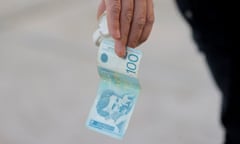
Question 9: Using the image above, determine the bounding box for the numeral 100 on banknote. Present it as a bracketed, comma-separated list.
[126, 54, 139, 74]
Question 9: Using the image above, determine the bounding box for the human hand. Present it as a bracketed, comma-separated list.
[97, 0, 154, 57]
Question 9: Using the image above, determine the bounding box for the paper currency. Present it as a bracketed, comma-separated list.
[86, 12, 142, 139]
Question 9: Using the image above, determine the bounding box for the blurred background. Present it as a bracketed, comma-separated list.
[0, 0, 224, 144]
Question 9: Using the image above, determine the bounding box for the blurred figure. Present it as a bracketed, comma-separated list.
[97, 0, 239, 143]
[175, 1, 239, 143]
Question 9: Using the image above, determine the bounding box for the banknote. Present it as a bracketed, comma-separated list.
[86, 39, 142, 139]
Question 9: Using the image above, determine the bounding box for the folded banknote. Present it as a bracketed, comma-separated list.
[86, 39, 142, 139]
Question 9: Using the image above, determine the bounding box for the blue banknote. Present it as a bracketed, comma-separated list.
[86, 39, 142, 139]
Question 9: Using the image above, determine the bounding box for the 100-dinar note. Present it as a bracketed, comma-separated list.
[86, 39, 142, 139]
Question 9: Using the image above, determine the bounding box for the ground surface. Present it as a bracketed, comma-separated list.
[0, 0, 223, 144]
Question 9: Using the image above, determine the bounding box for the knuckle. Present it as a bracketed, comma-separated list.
[121, 36, 128, 43]
[147, 15, 155, 25]
[136, 17, 146, 28]
[124, 9, 133, 23]
[109, 2, 121, 15]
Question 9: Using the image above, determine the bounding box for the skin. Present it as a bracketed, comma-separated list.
[97, 0, 155, 58]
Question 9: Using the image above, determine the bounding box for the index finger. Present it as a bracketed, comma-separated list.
[105, 0, 121, 39]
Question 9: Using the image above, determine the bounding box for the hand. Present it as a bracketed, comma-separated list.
[97, 0, 155, 57]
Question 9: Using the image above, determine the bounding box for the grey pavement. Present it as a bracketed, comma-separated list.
[0, 0, 223, 144]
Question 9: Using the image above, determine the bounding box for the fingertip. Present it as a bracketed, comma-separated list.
[127, 41, 138, 48]
[115, 40, 126, 58]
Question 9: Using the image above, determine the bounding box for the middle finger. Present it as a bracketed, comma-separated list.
[127, 0, 147, 48]
[115, 0, 134, 57]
